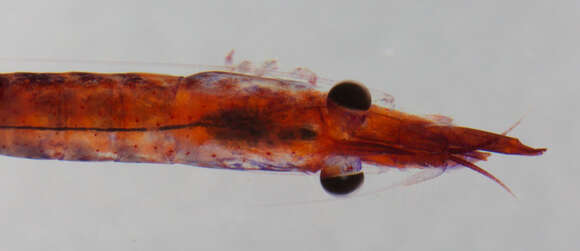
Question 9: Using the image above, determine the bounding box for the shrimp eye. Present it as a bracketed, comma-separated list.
[328, 81, 371, 110]
[320, 156, 364, 196]
[320, 172, 365, 195]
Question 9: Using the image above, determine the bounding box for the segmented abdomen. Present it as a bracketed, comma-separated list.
[0, 72, 192, 161]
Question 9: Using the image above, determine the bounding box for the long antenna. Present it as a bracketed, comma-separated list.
[449, 155, 516, 198]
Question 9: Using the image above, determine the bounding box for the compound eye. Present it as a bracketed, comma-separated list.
[320, 172, 364, 195]
[327, 81, 372, 111]
[320, 156, 364, 196]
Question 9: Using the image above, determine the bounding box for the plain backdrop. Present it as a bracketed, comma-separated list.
[0, 1, 577, 250]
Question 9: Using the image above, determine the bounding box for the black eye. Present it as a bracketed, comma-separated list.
[327, 81, 371, 110]
[320, 172, 364, 195]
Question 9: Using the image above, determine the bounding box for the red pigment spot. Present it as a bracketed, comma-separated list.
[153, 146, 158, 150]
[1, 145, 6, 149]
[96, 149, 100, 152]
[133, 145, 138, 148]
[211, 154, 216, 158]
[186, 152, 190, 156]
[266, 152, 271, 156]
[156, 122, 161, 127]
[93, 133, 97, 136]
[135, 119, 140, 123]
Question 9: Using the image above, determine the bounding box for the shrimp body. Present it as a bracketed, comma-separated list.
[0, 71, 545, 194]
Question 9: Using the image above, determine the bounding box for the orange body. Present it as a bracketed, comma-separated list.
[0, 71, 545, 193]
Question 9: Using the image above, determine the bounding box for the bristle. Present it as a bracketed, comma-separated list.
[502, 116, 524, 136]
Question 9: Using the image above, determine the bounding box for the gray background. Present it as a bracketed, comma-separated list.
[0, 1, 577, 250]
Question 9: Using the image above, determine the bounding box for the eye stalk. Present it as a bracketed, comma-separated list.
[325, 81, 371, 138]
[327, 81, 372, 111]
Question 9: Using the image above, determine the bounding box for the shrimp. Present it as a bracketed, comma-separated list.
[0, 59, 546, 196]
